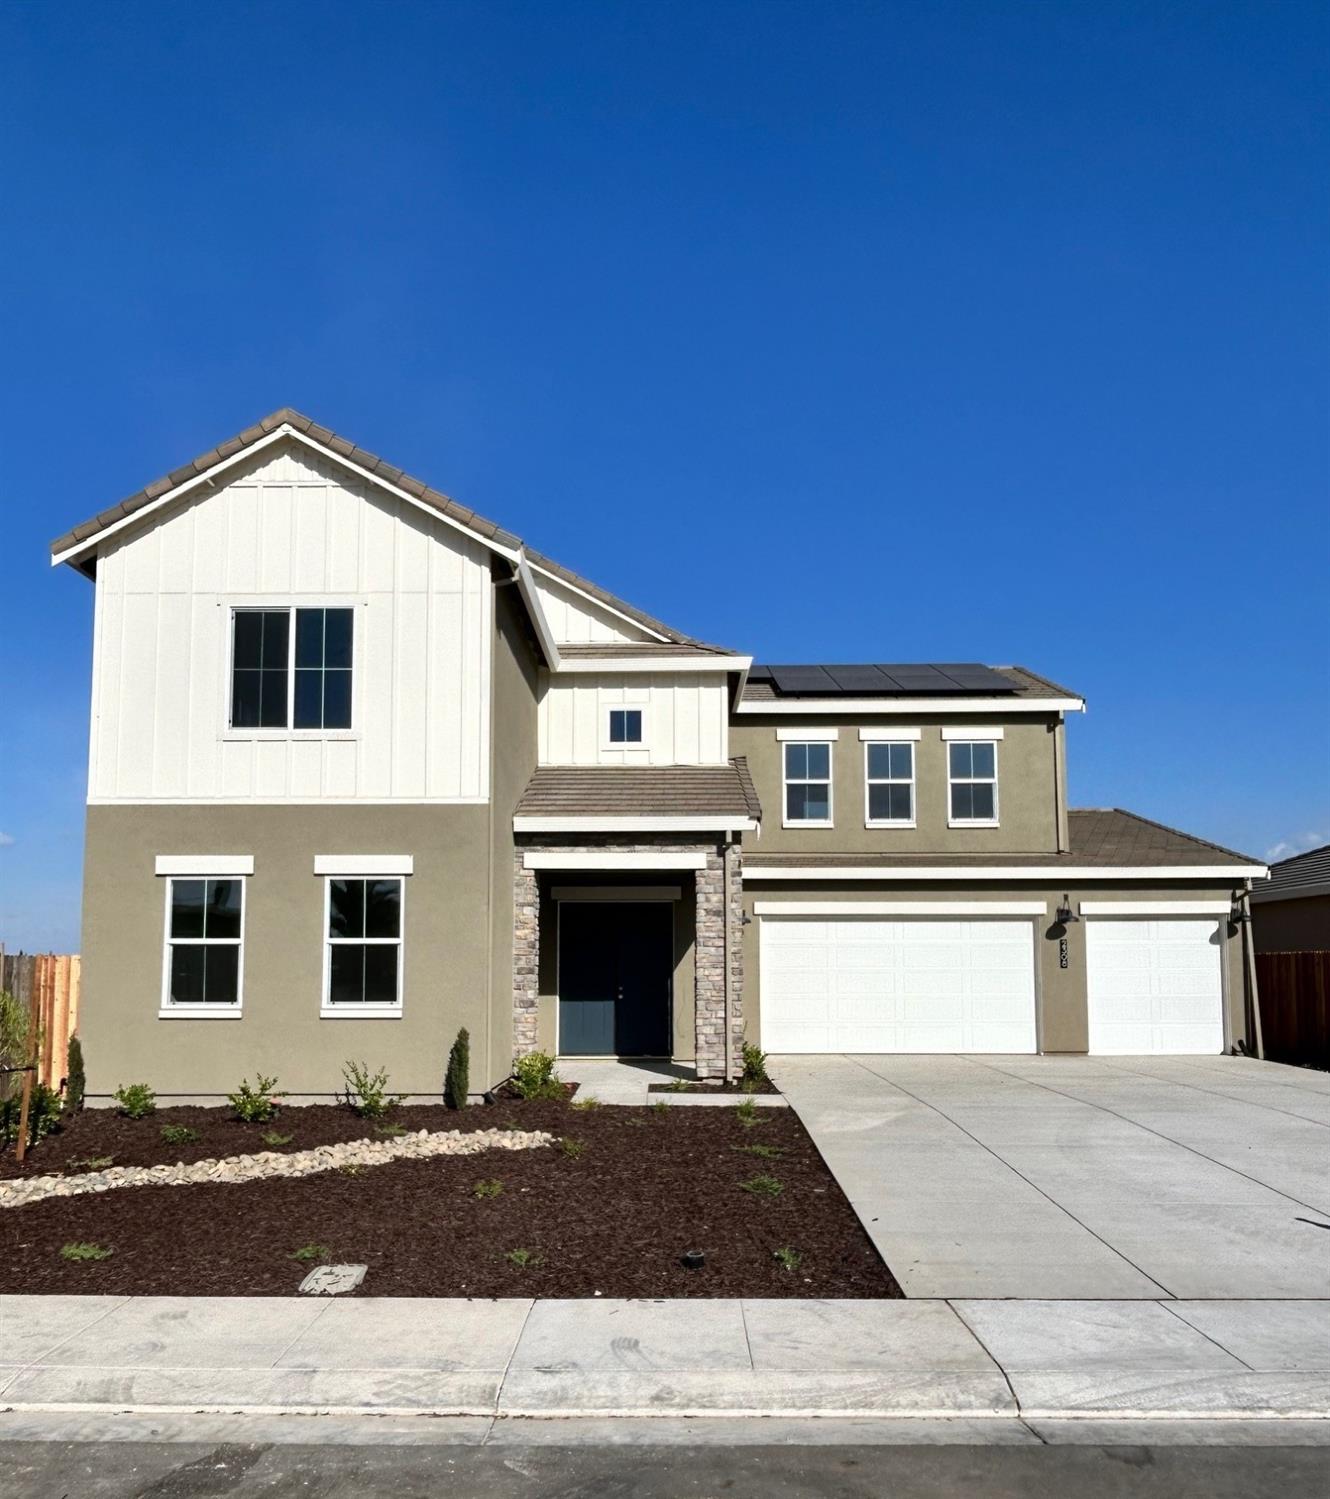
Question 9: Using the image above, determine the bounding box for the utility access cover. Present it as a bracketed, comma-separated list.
[299, 1263, 367, 1296]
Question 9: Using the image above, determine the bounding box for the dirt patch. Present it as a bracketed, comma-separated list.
[0, 1101, 900, 1299]
[647, 1080, 781, 1095]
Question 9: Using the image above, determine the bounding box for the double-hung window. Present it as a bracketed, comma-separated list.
[324, 877, 404, 1015]
[608, 708, 643, 745]
[783, 741, 833, 825]
[162, 877, 244, 1015]
[865, 741, 915, 826]
[231, 607, 353, 731]
[948, 740, 999, 826]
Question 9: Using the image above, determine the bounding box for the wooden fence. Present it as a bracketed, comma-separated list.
[0, 951, 82, 1091]
[1256, 951, 1330, 1070]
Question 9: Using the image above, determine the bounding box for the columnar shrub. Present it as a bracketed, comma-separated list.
[65, 1034, 86, 1113]
[445, 1027, 470, 1110]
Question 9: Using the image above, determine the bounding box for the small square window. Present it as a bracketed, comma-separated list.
[608, 708, 643, 744]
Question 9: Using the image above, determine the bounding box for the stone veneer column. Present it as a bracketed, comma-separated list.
[726, 841, 746, 1069]
[512, 854, 539, 1058]
[694, 846, 728, 1078]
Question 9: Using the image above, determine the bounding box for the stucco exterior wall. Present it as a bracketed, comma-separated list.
[729, 713, 1062, 856]
[742, 880, 1249, 1056]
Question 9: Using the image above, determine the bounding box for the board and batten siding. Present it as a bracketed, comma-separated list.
[538, 672, 729, 765]
[88, 443, 493, 803]
[529, 570, 654, 645]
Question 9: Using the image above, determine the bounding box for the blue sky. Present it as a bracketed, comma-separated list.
[2, 1, 1326, 951]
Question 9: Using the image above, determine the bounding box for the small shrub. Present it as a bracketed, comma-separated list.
[559, 1137, 585, 1158]
[229, 1075, 280, 1123]
[740, 1174, 783, 1197]
[260, 1130, 293, 1147]
[68, 1155, 114, 1171]
[65, 1033, 86, 1113]
[667, 1077, 691, 1092]
[741, 1042, 770, 1090]
[651, 1099, 669, 1116]
[733, 1143, 784, 1159]
[504, 1247, 541, 1268]
[341, 1060, 405, 1118]
[772, 1246, 802, 1273]
[735, 1097, 765, 1128]
[512, 1051, 562, 1101]
[290, 1244, 331, 1263]
[444, 1027, 470, 1110]
[1, 1083, 63, 1147]
[571, 1095, 600, 1112]
[473, 1178, 504, 1199]
[114, 1082, 156, 1119]
[160, 1124, 199, 1146]
[374, 1122, 406, 1138]
[61, 1242, 112, 1262]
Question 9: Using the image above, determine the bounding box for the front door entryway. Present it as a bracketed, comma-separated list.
[558, 901, 673, 1056]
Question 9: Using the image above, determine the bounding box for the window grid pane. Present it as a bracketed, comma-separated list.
[293, 608, 354, 729]
[784, 741, 832, 822]
[326, 877, 403, 1007]
[947, 741, 998, 822]
[231, 611, 289, 728]
[166, 878, 242, 1008]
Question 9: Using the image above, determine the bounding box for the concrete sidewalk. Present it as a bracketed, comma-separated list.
[2, 1295, 1327, 1423]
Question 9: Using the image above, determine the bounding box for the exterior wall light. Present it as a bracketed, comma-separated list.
[1055, 895, 1079, 925]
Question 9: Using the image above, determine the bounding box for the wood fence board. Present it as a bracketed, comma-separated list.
[1256, 950, 1330, 1068]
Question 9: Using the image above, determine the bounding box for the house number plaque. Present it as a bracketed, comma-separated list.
[1058, 937, 1069, 969]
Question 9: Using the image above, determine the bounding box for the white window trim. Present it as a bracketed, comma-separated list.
[321, 874, 406, 1019]
[224, 603, 359, 741]
[941, 725, 1005, 741]
[159, 874, 246, 1020]
[782, 739, 834, 829]
[1079, 900, 1233, 917]
[603, 705, 646, 750]
[524, 851, 708, 871]
[864, 740, 916, 829]
[156, 854, 254, 877]
[859, 726, 921, 741]
[776, 725, 840, 741]
[314, 854, 414, 877]
[947, 739, 1000, 828]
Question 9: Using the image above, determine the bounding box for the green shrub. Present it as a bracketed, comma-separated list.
[260, 1130, 293, 1148]
[68, 1155, 114, 1171]
[65, 1034, 86, 1113]
[735, 1096, 765, 1128]
[570, 1094, 600, 1111]
[444, 1027, 470, 1109]
[228, 1074, 280, 1123]
[341, 1060, 405, 1118]
[290, 1244, 331, 1262]
[740, 1174, 783, 1197]
[1, 1083, 62, 1147]
[374, 1122, 406, 1138]
[559, 1137, 585, 1158]
[114, 1082, 156, 1119]
[473, 1178, 503, 1199]
[741, 1042, 770, 1090]
[772, 1246, 802, 1272]
[651, 1099, 669, 1116]
[160, 1124, 199, 1146]
[60, 1242, 113, 1262]
[504, 1247, 540, 1268]
[733, 1142, 784, 1159]
[512, 1051, 562, 1101]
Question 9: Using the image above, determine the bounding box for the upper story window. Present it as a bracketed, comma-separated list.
[162, 877, 243, 1014]
[783, 741, 833, 825]
[324, 876, 404, 1016]
[865, 741, 915, 826]
[948, 740, 999, 826]
[231, 607, 353, 731]
[608, 708, 643, 745]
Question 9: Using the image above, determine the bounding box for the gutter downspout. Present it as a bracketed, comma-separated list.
[1240, 880, 1264, 1059]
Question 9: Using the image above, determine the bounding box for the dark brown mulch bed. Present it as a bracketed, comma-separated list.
[647, 1080, 781, 1095]
[0, 1101, 900, 1300]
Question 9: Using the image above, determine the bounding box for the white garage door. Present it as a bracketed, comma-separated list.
[1086, 919, 1224, 1054]
[760, 918, 1037, 1053]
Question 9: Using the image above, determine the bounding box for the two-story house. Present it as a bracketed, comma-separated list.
[51, 410, 1268, 1098]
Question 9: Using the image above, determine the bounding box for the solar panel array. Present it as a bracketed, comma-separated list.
[751, 663, 1017, 696]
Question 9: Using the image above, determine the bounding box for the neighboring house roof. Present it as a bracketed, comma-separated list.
[49, 407, 715, 649]
[740, 663, 1080, 704]
[515, 759, 762, 822]
[1251, 843, 1330, 904]
[743, 809, 1260, 873]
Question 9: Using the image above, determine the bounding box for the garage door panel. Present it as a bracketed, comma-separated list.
[1087, 919, 1223, 1055]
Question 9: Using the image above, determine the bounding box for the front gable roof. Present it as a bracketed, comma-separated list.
[50, 407, 718, 649]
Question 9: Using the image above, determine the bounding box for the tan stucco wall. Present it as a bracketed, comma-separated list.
[741, 880, 1249, 1056]
[1252, 895, 1330, 953]
[80, 803, 497, 1099]
[730, 713, 1062, 856]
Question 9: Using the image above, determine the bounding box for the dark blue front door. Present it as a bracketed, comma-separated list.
[558, 902, 673, 1056]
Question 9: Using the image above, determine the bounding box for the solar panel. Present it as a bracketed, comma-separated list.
[876, 664, 954, 691]
[752, 662, 1019, 696]
[769, 665, 837, 694]
[936, 664, 1017, 692]
[824, 665, 891, 692]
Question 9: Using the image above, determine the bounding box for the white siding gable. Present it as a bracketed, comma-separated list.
[529, 569, 657, 644]
[539, 672, 728, 766]
[89, 442, 492, 803]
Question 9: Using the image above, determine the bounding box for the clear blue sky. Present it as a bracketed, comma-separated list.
[2, 1, 1326, 951]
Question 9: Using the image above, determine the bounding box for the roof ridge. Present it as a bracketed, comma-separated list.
[1268, 841, 1330, 868]
[1098, 806, 1261, 865]
[1000, 663, 1083, 699]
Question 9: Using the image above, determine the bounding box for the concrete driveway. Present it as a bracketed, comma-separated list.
[774, 1054, 1330, 1300]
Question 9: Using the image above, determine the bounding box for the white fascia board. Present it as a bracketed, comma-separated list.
[524, 851, 709, 871]
[514, 815, 757, 833]
[1079, 900, 1233, 916]
[313, 854, 415, 876]
[754, 900, 1048, 916]
[515, 553, 561, 669]
[736, 697, 1084, 715]
[775, 725, 839, 741]
[941, 725, 1004, 741]
[54, 426, 523, 571]
[742, 864, 1268, 882]
[554, 655, 752, 674]
[155, 854, 254, 877]
[525, 559, 672, 643]
[859, 726, 922, 741]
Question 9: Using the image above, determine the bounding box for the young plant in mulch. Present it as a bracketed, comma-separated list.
[61, 1242, 112, 1262]
[114, 1082, 156, 1119]
[341, 1061, 405, 1119]
[571, 1095, 600, 1112]
[374, 1122, 407, 1138]
[733, 1142, 784, 1159]
[444, 1027, 470, 1110]
[772, 1246, 802, 1273]
[666, 1077, 691, 1092]
[504, 1248, 541, 1269]
[473, 1179, 504, 1200]
[651, 1099, 670, 1116]
[559, 1137, 585, 1159]
[735, 1097, 765, 1128]
[740, 1174, 783, 1197]
[67, 1155, 114, 1172]
[229, 1075, 281, 1124]
[290, 1244, 332, 1263]
[160, 1124, 200, 1146]
[741, 1043, 771, 1094]
[261, 1130, 294, 1148]
[512, 1051, 563, 1101]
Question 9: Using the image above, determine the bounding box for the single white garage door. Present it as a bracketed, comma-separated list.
[1086, 919, 1224, 1054]
[760, 918, 1037, 1053]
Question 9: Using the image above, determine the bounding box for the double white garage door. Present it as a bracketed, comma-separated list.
[760, 915, 1224, 1055]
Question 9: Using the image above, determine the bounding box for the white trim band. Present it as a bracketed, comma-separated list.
[942, 725, 1004, 740]
[737, 697, 1084, 715]
[1079, 900, 1234, 917]
[155, 855, 254, 877]
[555, 655, 751, 674]
[524, 851, 709, 872]
[776, 726, 839, 741]
[743, 864, 1267, 882]
[514, 816, 757, 833]
[753, 900, 1048, 916]
[859, 727, 921, 741]
[313, 854, 414, 876]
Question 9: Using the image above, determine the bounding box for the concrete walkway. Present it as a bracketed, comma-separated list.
[559, 1058, 787, 1106]
[2, 1295, 1327, 1423]
[773, 1054, 1330, 1299]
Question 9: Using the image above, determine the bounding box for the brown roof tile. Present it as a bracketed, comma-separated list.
[516, 761, 762, 822]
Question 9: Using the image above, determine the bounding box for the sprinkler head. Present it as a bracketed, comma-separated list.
[681, 1250, 705, 1270]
